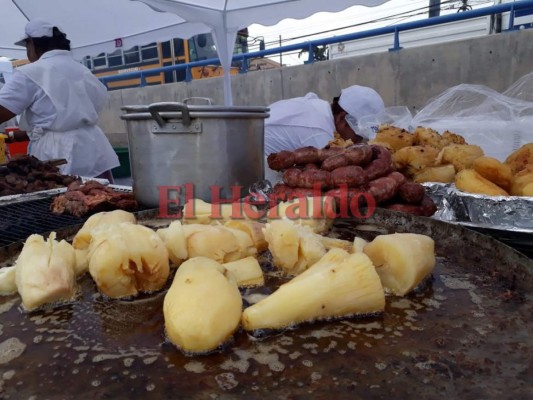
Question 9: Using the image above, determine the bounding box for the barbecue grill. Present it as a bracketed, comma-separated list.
[0, 197, 90, 247]
[0, 184, 147, 247]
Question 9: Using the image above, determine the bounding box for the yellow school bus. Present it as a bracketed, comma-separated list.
[84, 30, 249, 90]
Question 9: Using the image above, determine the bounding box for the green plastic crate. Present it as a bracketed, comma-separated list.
[112, 147, 131, 178]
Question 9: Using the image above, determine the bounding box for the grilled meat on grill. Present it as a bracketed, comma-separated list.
[0, 155, 79, 196]
[50, 180, 138, 217]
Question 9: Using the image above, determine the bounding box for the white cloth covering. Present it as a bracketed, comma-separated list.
[264, 92, 335, 155]
[0, 50, 119, 177]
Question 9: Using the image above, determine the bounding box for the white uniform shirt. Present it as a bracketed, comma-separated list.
[264, 92, 335, 155]
[0, 82, 19, 131]
[0, 50, 118, 177]
[0, 71, 56, 127]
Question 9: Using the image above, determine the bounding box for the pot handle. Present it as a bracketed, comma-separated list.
[183, 97, 213, 106]
[148, 102, 191, 127]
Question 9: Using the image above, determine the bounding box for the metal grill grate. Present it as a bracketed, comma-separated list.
[0, 197, 90, 247]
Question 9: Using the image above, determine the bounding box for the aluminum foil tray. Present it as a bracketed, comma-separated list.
[424, 182, 533, 257]
[424, 183, 533, 231]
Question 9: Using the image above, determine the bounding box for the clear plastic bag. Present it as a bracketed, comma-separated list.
[357, 106, 413, 140]
[411, 83, 533, 161]
[503, 72, 533, 102]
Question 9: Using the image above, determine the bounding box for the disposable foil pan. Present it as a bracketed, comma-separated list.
[423, 182, 533, 232]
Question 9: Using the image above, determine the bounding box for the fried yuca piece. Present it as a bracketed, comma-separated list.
[441, 130, 467, 146]
[183, 224, 256, 263]
[455, 169, 509, 196]
[266, 196, 336, 234]
[15, 233, 77, 311]
[273, 194, 335, 234]
[413, 164, 456, 183]
[241, 249, 385, 331]
[472, 156, 513, 192]
[392, 145, 440, 177]
[363, 233, 435, 296]
[157, 220, 188, 266]
[413, 126, 445, 149]
[372, 125, 415, 153]
[164, 257, 242, 354]
[263, 219, 326, 276]
[326, 133, 354, 148]
[222, 257, 264, 288]
[73, 210, 137, 249]
[510, 165, 533, 196]
[72, 210, 137, 276]
[88, 223, 170, 299]
[182, 198, 256, 225]
[522, 182, 533, 197]
[504, 143, 533, 174]
[224, 220, 268, 252]
[0, 266, 17, 295]
[436, 144, 484, 171]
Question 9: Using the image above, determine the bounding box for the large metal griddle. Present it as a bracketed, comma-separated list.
[0, 209, 531, 399]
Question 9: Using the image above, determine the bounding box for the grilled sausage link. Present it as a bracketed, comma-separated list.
[272, 184, 323, 202]
[344, 144, 373, 167]
[267, 151, 296, 171]
[320, 153, 351, 171]
[293, 146, 321, 165]
[364, 145, 393, 181]
[282, 168, 332, 189]
[299, 169, 333, 189]
[321, 144, 373, 171]
[366, 171, 406, 204]
[282, 168, 302, 187]
[397, 182, 426, 205]
[331, 165, 367, 187]
[318, 147, 345, 161]
[384, 195, 437, 217]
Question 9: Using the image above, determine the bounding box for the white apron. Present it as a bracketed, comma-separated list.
[18, 51, 119, 177]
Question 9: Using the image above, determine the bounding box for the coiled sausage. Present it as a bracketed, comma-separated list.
[364, 145, 393, 181]
[331, 165, 367, 187]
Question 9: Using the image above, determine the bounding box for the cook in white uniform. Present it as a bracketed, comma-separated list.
[0, 19, 119, 179]
[264, 85, 385, 183]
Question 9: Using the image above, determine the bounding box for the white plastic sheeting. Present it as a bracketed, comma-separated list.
[411, 83, 533, 161]
[503, 72, 533, 102]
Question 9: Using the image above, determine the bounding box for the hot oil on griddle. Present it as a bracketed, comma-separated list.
[0, 219, 530, 400]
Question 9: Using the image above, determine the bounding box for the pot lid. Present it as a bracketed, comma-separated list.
[121, 97, 268, 114]
[121, 100, 269, 123]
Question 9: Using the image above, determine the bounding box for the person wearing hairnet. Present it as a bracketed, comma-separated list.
[0, 19, 119, 180]
[263, 85, 385, 183]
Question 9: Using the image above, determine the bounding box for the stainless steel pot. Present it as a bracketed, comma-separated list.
[121, 99, 269, 208]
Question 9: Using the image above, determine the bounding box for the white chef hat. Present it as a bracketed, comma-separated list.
[338, 85, 385, 132]
[14, 18, 62, 46]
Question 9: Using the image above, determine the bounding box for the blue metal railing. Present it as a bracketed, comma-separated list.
[99, 0, 533, 88]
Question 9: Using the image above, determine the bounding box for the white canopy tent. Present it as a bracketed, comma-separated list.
[1, 0, 389, 105]
[0, 0, 210, 60]
[131, 0, 389, 105]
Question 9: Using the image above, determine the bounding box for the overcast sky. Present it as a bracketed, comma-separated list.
[248, 0, 492, 65]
